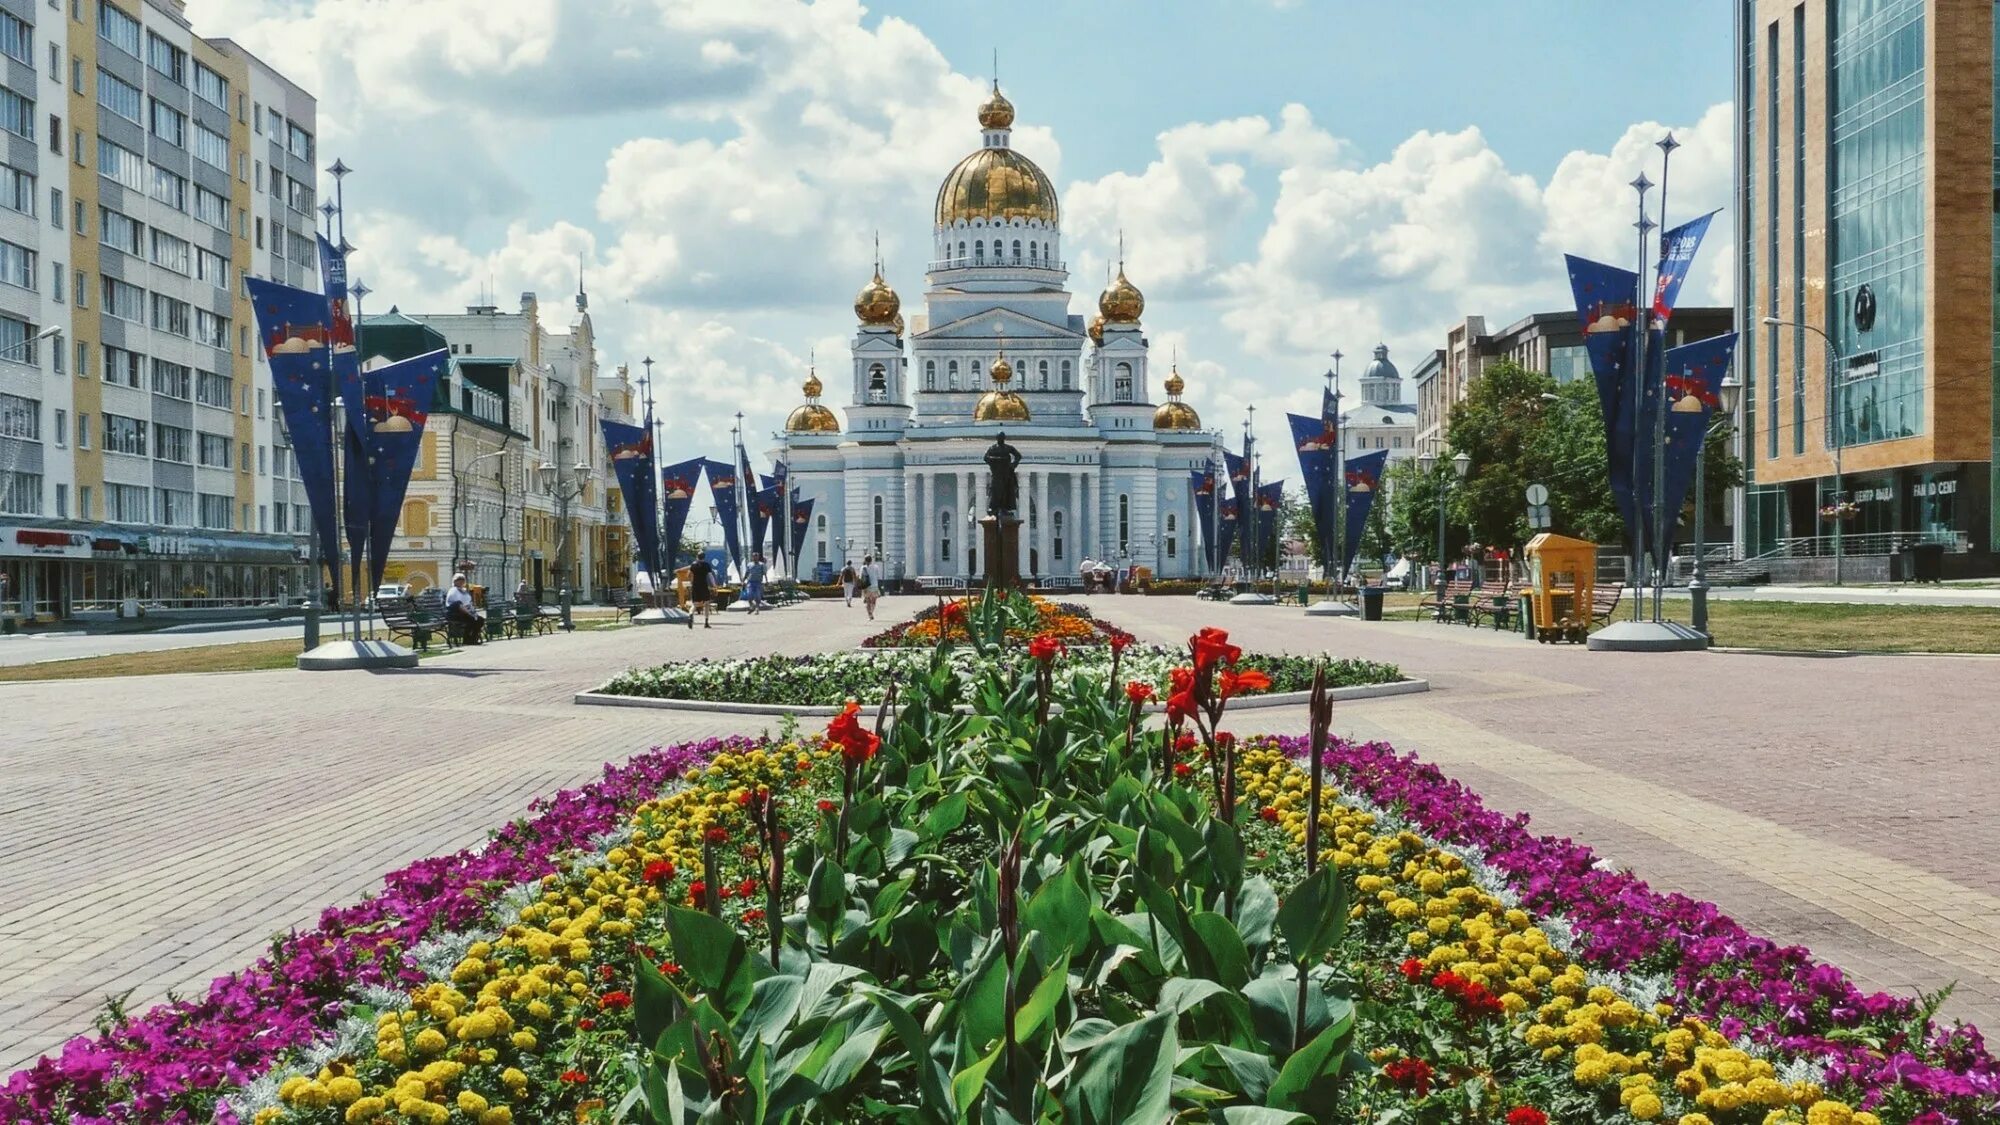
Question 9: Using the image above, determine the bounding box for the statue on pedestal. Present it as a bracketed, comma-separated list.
[984, 431, 1022, 518]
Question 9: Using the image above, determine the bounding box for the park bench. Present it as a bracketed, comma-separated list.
[1588, 586, 1623, 628]
[382, 590, 453, 651]
[1419, 579, 1474, 623]
[1468, 584, 1519, 630]
[508, 597, 554, 638]
[767, 580, 807, 607]
[613, 590, 651, 622]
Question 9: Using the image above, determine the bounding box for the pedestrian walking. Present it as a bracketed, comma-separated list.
[688, 555, 714, 630]
[858, 554, 880, 620]
[840, 560, 858, 607]
[744, 553, 767, 615]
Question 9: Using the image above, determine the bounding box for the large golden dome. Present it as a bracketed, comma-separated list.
[784, 372, 840, 433]
[853, 270, 899, 325]
[1153, 365, 1201, 431]
[936, 87, 1058, 227]
[1099, 267, 1144, 323]
[974, 350, 1030, 423]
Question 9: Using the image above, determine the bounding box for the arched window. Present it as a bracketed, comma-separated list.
[868, 363, 887, 401]
[1052, 510, 1064, 561]
[1011, 239, 1022, 263]
[1118, 494, 1130, 552]
[974, 240, 985, 264]
[948, 360, 959, 390]
[816, 514, 828, 563]
[1166, 514, 1178, 559]
[939, 509, 953, 562]
[1114, 362, 1134, 402]
[1027, 241, 1038, 264]
[872, 495, 884, 554]
[971, 361, 983, 384]
[925, 360, 937, 390]
[1060, 360, 1072, 390]
[957, 240, 967, 262]
[1037, 360, 1049, 389]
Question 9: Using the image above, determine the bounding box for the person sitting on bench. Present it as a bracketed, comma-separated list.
[445, 573, 485, 645]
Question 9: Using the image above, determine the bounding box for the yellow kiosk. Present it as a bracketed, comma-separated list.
[1524, 533, 1596, 644]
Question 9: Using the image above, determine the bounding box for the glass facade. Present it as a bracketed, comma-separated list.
[1992, 8, 2000, 550]
[1766, 19, 1780, 462]
[1827, 0, 1925, 448]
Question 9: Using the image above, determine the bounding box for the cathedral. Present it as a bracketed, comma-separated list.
[777, 85, 1219, 584]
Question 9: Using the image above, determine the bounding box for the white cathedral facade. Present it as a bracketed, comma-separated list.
[777, 86, 1220, 583]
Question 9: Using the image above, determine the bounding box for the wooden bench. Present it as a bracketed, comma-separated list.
[1588, 586, 1623, 628]
[507, 598, 554, 638]
[382, 592, 452, 651]
[767, 581, 807, 607]
[1419, 579, 1474, 622]
[1468, 585, 1518, 630]
[612, 590, 650, 622]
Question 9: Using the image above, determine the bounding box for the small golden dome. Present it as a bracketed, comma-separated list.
[1163, 369, 1185, 397]
[1153, 364, 1200, 430]
[977, 85, 1015, 130]
[1099, 267, 1144, 323]
[892, 312, 905, 338]
[853, 271, 900, 325]
[990, 351, 1014, 383]
[786, 372, 839, 433]
[935, 148, 1059, 226]
[974, 389, 1031, 423]
[1087, 314, 1104, 345]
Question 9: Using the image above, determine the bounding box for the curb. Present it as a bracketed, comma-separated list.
[573, 677, 1429, 717]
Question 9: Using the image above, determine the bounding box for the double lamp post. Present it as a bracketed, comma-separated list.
[1416, 448, 1471, 616]
[539, 459, 589, 631]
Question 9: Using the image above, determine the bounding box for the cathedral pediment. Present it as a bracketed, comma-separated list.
[916, 307, 1081, 342]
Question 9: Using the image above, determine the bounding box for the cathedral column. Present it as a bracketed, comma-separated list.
[931, 471, 944, 574]
[1017, 469, 1033, 580]
[1076, 472, 1090, 562]
[903, 472, 918, 579]
[960, 471, 975, 580]
[1032, 470, 1049, 580]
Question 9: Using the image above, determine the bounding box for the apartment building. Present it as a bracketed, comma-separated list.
[0, 0, 316, 624]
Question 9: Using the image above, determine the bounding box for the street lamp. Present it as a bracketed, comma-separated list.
[0, 323, 61, 361]
[538, 459, 590, 629]
[1762, 315, 1844, 583]
[1688, 377, 1743, 634]
[1417, 449, 1472, 620]
[454, 447, 508, 593]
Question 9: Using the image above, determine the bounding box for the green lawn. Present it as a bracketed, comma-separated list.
[0, 629, 454, 682]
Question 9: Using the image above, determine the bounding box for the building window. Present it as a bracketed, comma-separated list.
[0, 470, 41, 515]
[1113, 362, 1133, 402]
[924, 359, 936, 391]
[99, 3, 142, 55]
[872, 495, 884, 554]
[102, 412, 146, 455]
[194, 60, 226, 108]
[54, 483, 66, 517]
[0, 11, 29, 65]
[197, 492, 231, 529]
[103, 344, 140, 386]
[1052, 510, 1064, 561]
[151, 358, 191, 400]
[1061, 360, 1072, 390]
[1166, 513, 1177, 559]
[194, 308, 228, 349]
[0, 87, 32, 138]
[98, 136, 143, 190]
[0, 316, 35, 365]
[145, 31, 184, 84]
[150, 292, 190, 337]
[150, 228, 190, 274]
[149, 163, 185, 210]
[868, 362, 887, 401]
[96, 67, 139, 121]
[148, 97, 184, 146]
[939, 510, 952, 562]
[152, 421, 189, 463]
[0, 165, 31, 216]
[154, 488, 191, 526]
[947, 359, 959, 390]
[287, 120, 313, 160]
[1011, 238, 1021, 263]
[974, 240, 984, 264]
[0, 239, 33, 290]
[102, 275, 143, 322]
[1118, 494, 1130, 552]
[196, 430, 230, 468]
[53, 407, 65, 446]
[815, 513, 827, 563]
[194, 185, 228, 229]
[192, 122, 227, 169]
[0, 391, 38, 439]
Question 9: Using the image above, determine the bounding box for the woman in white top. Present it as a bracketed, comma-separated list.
[445, 573, 485, 645]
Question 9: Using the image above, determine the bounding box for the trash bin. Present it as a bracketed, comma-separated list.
[1889, 543, 1911, 583]
[1519, 594, 1535, 640]
[1912, 542, 1945, 584]
[1360, 586, 1384, 621]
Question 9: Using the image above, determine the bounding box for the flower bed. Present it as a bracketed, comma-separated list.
[597, 645, 1403, 706]
[8, 631, 1994, 1125]
[860, 592, 1133, 648]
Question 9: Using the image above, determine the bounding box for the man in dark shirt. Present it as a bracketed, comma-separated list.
[688, 556, 714, 630]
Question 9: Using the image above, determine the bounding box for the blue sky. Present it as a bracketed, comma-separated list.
[192, 0, 1739, 458]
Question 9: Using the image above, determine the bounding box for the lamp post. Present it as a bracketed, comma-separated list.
[1762, 315, 1843, 584]
[1688, 377, 1744, 634]
[1417, 449, 1472, 620]
[454, 447, 507, 594]
[539, 459, 589, 630]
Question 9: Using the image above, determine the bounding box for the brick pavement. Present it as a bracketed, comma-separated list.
[6, 594, 2000, 1070]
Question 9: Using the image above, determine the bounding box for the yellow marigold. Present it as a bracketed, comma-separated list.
[512, 1029, 537, 1050]
[457, 1090, 491, 1114]
[1678, 1116, 1714, 1125]
[343, 1098, 388, 1124]
[500, 1067, 529, 1089]
[1630, 1092, 1664, 1120]
[325, 1076, 364, 1106]
[253, 1109, 286, 1125]
[1805, 1103, 1854, 1125]
[412, 1028, 448, 1055]
[458, 1011, 498, 1040]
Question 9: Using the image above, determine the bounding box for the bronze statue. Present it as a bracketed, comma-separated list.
[984, 431, 1023, 517]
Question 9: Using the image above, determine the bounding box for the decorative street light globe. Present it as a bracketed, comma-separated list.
[1452, 450, 1472, 480]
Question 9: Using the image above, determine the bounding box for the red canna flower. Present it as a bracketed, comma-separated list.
[825, 700, 880, 765]
[816, 798, 836, 813]
[1109, 632, 1132, 654]
[1027, 632, 1065, 664]
[1257, 806, 1278, 823]
[704, 825, 729, 845]
[742, 907, 766, 924]
[1506, 1109, 1549, 1125]
[737, 877, 757, 897]
[560, 1068, 590, 1083]
[1399, 957, 1425, 982]
[1165, 666, 1198, 725]
[1383, 1056, 1432, 1097]
[687, 880, 707, 905]
[1173, 762, 1193, 779]
[599, 990, 632, 1010]
[598, 964, 616, 982]
[1218, 668, 1272, 700]
[1174, 731, 1197, 754]
[1214, 731, 1236, 749]
[642, 859, 676, 885]
[939, 600, 967, 625]
[1190, 627, 1241, 676]
[1125, 680, 1155, 704]
[658, 961, 681, 975]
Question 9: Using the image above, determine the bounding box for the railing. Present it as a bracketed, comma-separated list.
[927, 257, 1067, 273]
[67, 594, 303, 613]
[1774, 530, 1968, 557]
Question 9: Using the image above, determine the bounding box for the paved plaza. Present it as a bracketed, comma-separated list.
[5, 595, 1999, 1070]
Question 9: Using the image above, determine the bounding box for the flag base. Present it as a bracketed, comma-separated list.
[1229, 592, 1278, 606]
[1585, 620, 1709, 652]
[1303, 600, 1358, 617]
[632, 607, 693, 626]
[296, 639, 421, 670]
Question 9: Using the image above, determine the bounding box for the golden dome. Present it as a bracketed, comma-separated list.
[853, 271, 900, 325]
[892, 312, 905, 337]
[974, 389, 1031, 423]
[977, 85, 1015, 130]
[990, 351, 1014, 383]
[1153, 364, 1200, 430]
[935, 150, 1059, 226]
[785, 372, 840, 433]
[1087, 314, 1104, 345]
[1098, 267, 1144, 323]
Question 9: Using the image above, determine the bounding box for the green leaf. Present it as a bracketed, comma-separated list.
[1266, 1000, 1358, 1114]
[665, 906, 756, 1020]
[1157, 976, 1230, 1016]
[807, 857, 847, 935]
[1012, 950, 1071, 1042]
[1276, 865, 1347, 968]
[1202, 1043, 1282, 1102]
[634, 953, 683, 1052]
[952, 938, 1009, 1054]
[861, 988, 954, 1114]
[1216, 1108, 1314, 1124]
[885, 827, 921, 868]
[816, 1018, 888, 1092]
[920, 791, 970, 839]
[1021, 864, 1089, 957]
[950, 1040, 1004, 1117]
[1188, 912, 1252, 990]
[739, 975, 804, 1046]
[798, 962, 869, 1020]
[1235, 877, 1280, 954]
[1059, 1017, 1119, 1054]
[1060, 1009, 1179, 1125]
[1201, 819, 1246, 902]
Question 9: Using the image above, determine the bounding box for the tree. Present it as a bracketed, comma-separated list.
[1441, 361, 1560, 553]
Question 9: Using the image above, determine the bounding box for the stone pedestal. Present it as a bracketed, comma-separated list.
[980, 516, 1022, 591]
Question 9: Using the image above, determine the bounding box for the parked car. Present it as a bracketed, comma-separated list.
[372, 583, 409, 607]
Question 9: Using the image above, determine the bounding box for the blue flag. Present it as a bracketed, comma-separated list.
[1255, 480, 1285, 570]
[1190, 469, 1219, 571]
[601, 419, 661, 578]
[1651, 210, 1717, 324]
[245, 276, 342, 601]
[789, 494, 816, 563]
[1288, 412, 1339, 562]
[1224, 449, 1252, 563]
[703, 458, 744, 578]
[1216, 494, 1240, 571]
[316, 236, 369, 571]
[1565, 254, 1641, 547]
[659, 458, 703, 576]
[1652, 332, 1738, 570]
[751, 484, 781, 560]
[361, 349, 446, 592]
[1342, 450, 1389, 572]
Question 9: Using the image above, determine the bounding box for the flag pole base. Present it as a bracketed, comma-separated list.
[1585, 620, 1709, 652]
[632, 608, 692, 626]
[1228, 592, 1278, 606]
[296, 639, 421, 670]
[1304, 600, 1358, 617]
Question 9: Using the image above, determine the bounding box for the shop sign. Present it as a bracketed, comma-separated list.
[5, 529, 92, 558]
[1854, 487, 1895, 503]
[140, 533, 201, 558]
[1912, 480, 1958, 499]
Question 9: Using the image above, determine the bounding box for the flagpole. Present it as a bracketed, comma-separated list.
[1628, 172, 1654, 623]
[351, 280, 369, 643]
[641, 356, 662, 589]
[1329, 355, 1347, 600]
[1650, 132, 1678, 623]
